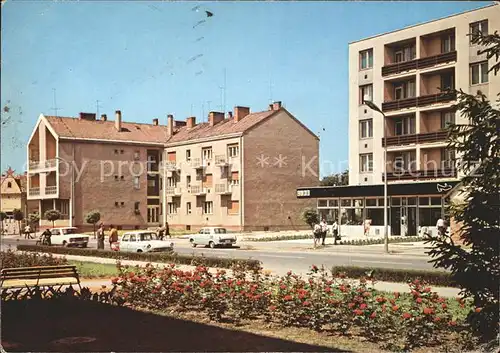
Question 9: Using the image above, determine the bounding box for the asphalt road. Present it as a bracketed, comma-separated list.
[1, 236, 436, 276]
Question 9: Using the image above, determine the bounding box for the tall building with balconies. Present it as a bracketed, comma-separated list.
[296, 4, 499, 238]
[26, 102, 319, 231]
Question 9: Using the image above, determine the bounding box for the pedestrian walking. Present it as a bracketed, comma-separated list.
[436, 217, 445, 238]
[109, 225, 119, 249]
[97, 223, 105, 249]
[24, 225, 32, 239]
[332, 220, 339, 245]
[313, 222, 322, 248]
[320, 219, 328, 245]
[165, 221, 171, 238]
[157, 223, 165, 240]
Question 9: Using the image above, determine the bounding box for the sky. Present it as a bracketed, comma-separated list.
[0, 0, 493, 177]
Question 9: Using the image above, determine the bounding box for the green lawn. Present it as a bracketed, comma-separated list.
[69, 260, 119, 278]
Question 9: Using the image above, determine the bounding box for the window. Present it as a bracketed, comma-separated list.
[202, 147, 213, 160]
[441, 35, 455, 53]
[359, 49, 373, 70]
[470, 62, 489, 85]
[360, 153, 373, 172]
[394, 151, 417, 171]
[114, 149, 119, 154]
[168, 202, 177, 214]
[228, 200, 239, 215]
[147, 179, 156, 188]
[359, 84, 373, 104]
[440, 111, 455, 129]
[394, 45, 416, 63]
[60, 200, 69, 216]
[441, 148, 455, 169]
[230, 171, 239, 185]
[130, 234, 137, 242]
[394, 115, 416, 136]
[133, 177, 140, 189]
[186, 202, 192, 215]
[167, 177, 175, 187]
[470, 20, 488, 43]
[228, 144, 239, 158]
[186, 150, 191, 162]
[122, 234, 130, 242]
[120, 149, 124, 154]
[441, 73, 455, 90]
[203, 201, 213, 214]
[7, 182, 11, 188]
[134, 201, 140, 213]
[134, 151, 140, 160]
[394, 80, 415, 100]
[359, 119, 373, 139]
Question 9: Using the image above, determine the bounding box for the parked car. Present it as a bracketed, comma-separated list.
[112, 231, 174, 253]
[189, 227, 237, 248]
[49, 227, 90, 248]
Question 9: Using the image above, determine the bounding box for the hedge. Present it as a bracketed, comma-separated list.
[247, 234, 425, 245]
[330, 266, 457, 288]
[16, 245, 262, 272]
[1, 249, 68, 269]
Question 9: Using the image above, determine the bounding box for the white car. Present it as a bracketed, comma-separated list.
[112, 231, 174, 253]
[189, 227, 237, 248]
[49, 227, 90, 248]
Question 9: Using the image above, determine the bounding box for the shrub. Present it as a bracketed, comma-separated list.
[16, 245, 262, 272]
[44, 209, 61, 228]
[0, 249, 67, 269]
[301, 208, 319, 229]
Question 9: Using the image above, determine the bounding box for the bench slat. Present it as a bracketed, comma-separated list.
[1, 265, 77, 273]
[0, 265, 80, 290]
[1, 277, 79, 289]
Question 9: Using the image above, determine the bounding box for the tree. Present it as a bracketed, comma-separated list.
[0, 211, 7, 234]
[44, 209, 61, 229]
[426, 30, 500, 343]
[85, 210, 101, 239]
[302, 208, 319, 229]
[27, 213, 40, 232]
[320, 169, 349, 186]
[12, 208, 24, 236]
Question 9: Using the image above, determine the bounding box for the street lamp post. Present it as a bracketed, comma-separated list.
[365, 101, 389, 254]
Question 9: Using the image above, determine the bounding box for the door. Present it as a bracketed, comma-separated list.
[407, 207, 417, 236]
[390, 208, 401, 236]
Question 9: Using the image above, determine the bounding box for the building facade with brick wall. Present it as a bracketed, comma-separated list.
[26, 102, 319, 231]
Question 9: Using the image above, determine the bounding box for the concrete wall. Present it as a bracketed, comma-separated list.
[242, 110, 319, 231]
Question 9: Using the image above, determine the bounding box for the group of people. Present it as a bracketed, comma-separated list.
[313, 219, 339, 246]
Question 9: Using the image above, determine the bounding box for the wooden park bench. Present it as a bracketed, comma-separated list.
[0, 265, 81, 299]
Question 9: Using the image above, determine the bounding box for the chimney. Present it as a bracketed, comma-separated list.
[79, 112, 96, 121]
[167, 114, 174, 137]
[268, 104, 273, 111]
[209, 111, 225, 126]
[152, 118, 159, 126]
[115, 110, 122, 131]
[174, 120, 187, 127]
[227, 111, 233, 119]
[272, 101, 282, 111]
[234, 106, 250, 123]
[186, 116, 196, 129]
[100, 114, 107, 121]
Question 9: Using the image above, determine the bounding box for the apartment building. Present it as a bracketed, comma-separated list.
[27, 102, 319, 231]
[297, 4, 499, 237]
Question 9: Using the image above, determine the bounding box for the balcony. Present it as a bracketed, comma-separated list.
[164, 161, 179, 172]
[166, 186, 182, 196]
[382, 92, 456, 112]
[29, 187, 40, 196]
[215, 155, 229, 166]
[190, 185, 207, 195]
[190, 158, 206, 169]
[45, 186, 57, 195]
[215, 183, 232, 195]
[382, 131, 448, 147]
[383, 168, 457, 181]
[382, 51, 457, 76]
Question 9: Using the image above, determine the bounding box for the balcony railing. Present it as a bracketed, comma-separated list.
[29, 159, 57, 171]
[382, 131, 448, 147]
[164, 161, 178, 172]
[381, 92, 456, 112]
[165, 186, 182, 196]
[215, 155, 228, 166]
[383, 167, 457, 181]
[29, 187, 40, 196]
[215, 183, 232, 194]
[45, 159, 57, 168]
[190, 158, 206, 169]
[382, 51, 457, 76]
[190, 185, 207, 195]
[45, 186, 57, 195]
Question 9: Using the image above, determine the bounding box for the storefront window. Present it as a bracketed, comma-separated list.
[341, 199, 351, 207]
[366, 198, 377, 207]
[391, 197, 401, 206]
[431, 197, 441, 206]
[367, 208, 384, 225]
[318, 199, 328, 207]
[328, 199, 339, 207]
[419, 197, 429, 206]
[419, 208, 442, 227]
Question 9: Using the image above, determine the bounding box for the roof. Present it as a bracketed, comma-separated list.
[349, 3, 497, 45]
[165, 110, 277, 144]
[45, 116, 169, 145]
[42, 107, 316, 146]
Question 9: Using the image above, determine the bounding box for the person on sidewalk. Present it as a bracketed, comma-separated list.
[165, 222, 171, 238]
[157, 224, 165, 240]
[332, 220, 339, 245]
[41, 228, 52, 246]
[24, 225, 32, 239]
[97, 223, 105, 249]
[109, 225, 119, 249]
[320, 219, 328, 246]
[313, 223, 322, 247]
[436, 217, 445, 238]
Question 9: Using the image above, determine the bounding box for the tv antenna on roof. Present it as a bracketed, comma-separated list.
[51, 88, 60, 116]
[96, 100, 102, 118]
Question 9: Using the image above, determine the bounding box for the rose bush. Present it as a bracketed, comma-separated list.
[110, 264, 473, 351]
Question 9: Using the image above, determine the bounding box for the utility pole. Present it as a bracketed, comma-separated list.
[51, 88, 59, 116]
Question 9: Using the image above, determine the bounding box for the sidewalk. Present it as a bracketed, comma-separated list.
[43, 252, 458, 298]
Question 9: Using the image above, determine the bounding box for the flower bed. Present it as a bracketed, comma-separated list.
[110, 263, 477, 351]
[330, 266, 456, 288]
[16, 245, 262, 272]
[0, 249, 68, 269]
